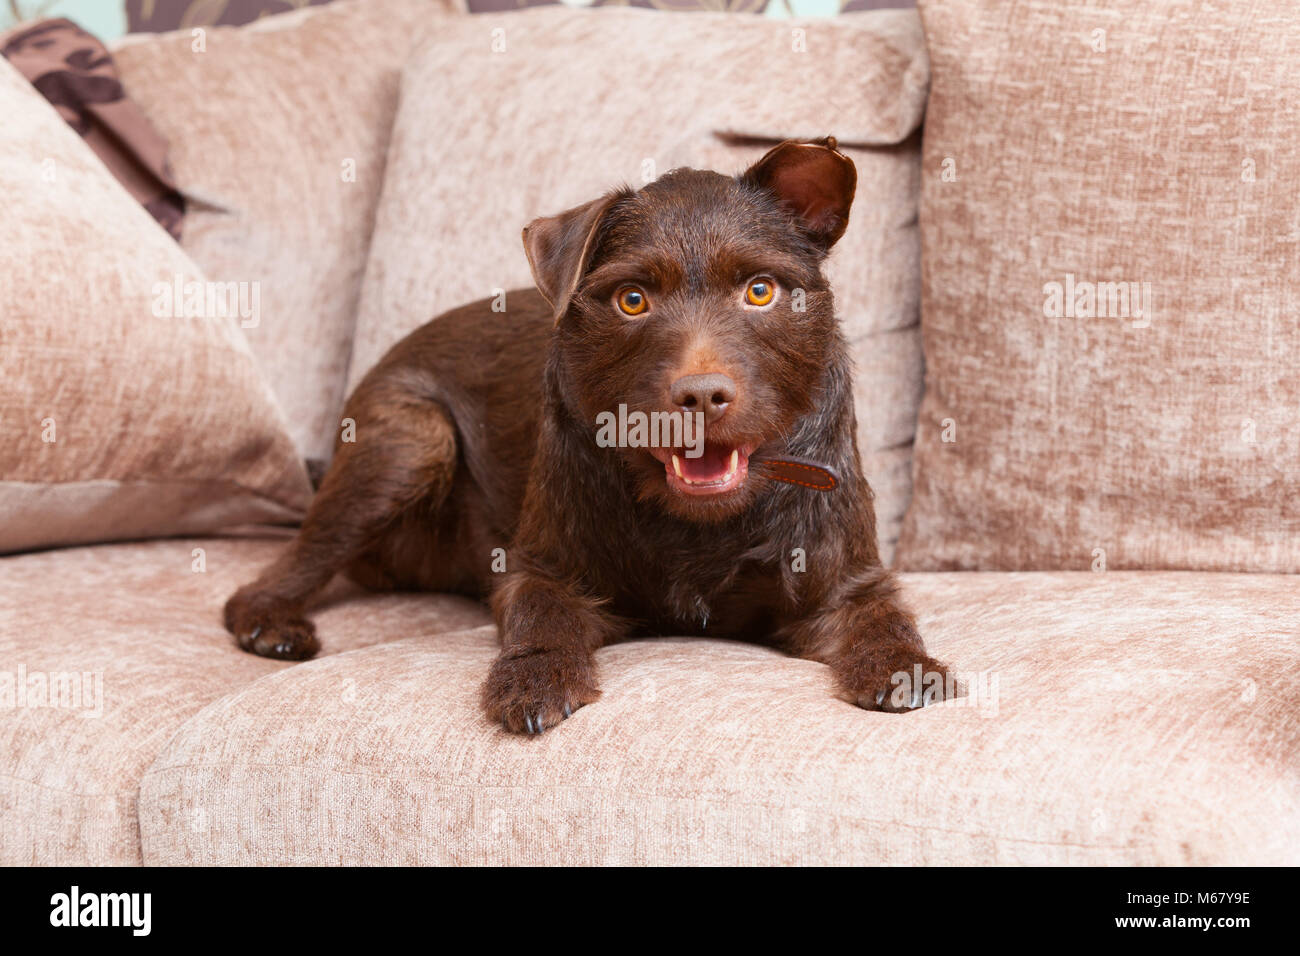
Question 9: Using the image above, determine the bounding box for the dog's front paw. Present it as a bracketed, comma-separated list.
[837, 645, 955, 714]
[223, 587, 320, 661]
[482, 645, 600, 734]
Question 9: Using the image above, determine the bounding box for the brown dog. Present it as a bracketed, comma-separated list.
[224, 138, 951, 733]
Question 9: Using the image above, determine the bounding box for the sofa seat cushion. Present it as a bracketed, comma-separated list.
[136, 571, 1300, 865]
[0, 537, 489, 865]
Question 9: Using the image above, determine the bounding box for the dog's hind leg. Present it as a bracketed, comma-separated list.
[223, 383, 459, 660]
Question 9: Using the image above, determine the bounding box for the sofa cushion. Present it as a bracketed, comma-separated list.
[349, 6, 929, 562]
[136, 571, 1299, 865]
[0, 57, 311, 555]
[897, 0, 1300, 572]
[0, 537, 488, 865]
[112, 0, 463, 464]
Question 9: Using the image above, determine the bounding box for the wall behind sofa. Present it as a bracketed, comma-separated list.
[0, 1, 125, 37]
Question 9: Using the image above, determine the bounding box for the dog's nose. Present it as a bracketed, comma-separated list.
[671, 373, 736, 424]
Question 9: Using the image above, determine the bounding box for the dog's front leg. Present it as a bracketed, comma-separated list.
[787, 567, 953, 713]
[482, 569, 621, 734]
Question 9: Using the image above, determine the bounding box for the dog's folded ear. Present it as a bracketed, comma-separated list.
[742, 137, 857, 249]
[523, 194, 619, 324]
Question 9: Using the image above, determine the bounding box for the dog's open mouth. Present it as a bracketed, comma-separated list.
[651, 442, 752, 496]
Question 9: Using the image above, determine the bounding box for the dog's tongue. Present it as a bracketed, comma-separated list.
[680, 443, 735, 482]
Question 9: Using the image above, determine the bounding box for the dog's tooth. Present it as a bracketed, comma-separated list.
[729, 449, 738, 476]
[672, 454, 683, 479]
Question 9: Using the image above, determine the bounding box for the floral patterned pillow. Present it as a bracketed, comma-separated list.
[124, 0, 911, 32]
[125, 0, 334, 32]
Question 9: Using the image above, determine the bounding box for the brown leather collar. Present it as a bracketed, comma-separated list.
[753, 456, 838, 492]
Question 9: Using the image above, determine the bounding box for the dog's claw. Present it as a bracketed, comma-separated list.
[483, 647, 598, 734]
[249, 626, 261, 641]
[515, 707, 577, 734]
[874, 689, 885, 707]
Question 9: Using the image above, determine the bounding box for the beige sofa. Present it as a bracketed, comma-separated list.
[4, 535, 1298, 865]
[2, 1, 1298, 866]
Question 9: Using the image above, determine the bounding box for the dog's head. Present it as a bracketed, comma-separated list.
[523, 138, 856, 522]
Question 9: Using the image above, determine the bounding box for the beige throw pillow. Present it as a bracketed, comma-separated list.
[897, 0, 1300, 571]
[112, 0, 465, 464]
[0, 58, 311, 554]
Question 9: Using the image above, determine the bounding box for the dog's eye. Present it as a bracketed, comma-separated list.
[615, 286, 649, 316]
[745, 278, 776, 307]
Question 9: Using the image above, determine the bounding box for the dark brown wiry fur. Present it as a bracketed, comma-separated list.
[224, 139, 951, 733]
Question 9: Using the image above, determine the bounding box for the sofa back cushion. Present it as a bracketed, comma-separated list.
[349, 6, 930, 560]
[897, 0, 1300, 571]
[112, 0, 462, 466]
[0, 58, 311, 554]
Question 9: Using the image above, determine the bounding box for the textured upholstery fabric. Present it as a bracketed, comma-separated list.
[112, 0, 464, 463]
[349, 7, 928, 561]
[3, 535, 1293, 865]
[0, 57, 310, 554]
[897, 0, 1300, 571]
[135, 568, 1299, 865]
[0, 537, 490, 865]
